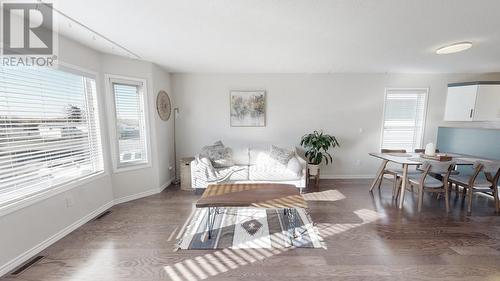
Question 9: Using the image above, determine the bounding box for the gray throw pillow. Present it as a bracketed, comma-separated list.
[269, 145, 294, 165]
[200, 141, 224, 158]
[200, 141, 234, 167]
[210, 147, 234, 168]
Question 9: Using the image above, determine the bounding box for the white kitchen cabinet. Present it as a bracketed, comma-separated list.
[444, 84, 478, 121]
[444, 83, 500, 121]
[474, 85, 500, 121]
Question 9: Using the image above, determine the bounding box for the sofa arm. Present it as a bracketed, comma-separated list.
[191, 158, 209, 189]
[296, 155, 307, 173]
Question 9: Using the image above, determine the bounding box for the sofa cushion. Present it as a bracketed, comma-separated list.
[216, 165, 249, 181]
[249, 165, 302, 181]
[249, 148, 269, 165]
[231, 147, 249, 165]
[198, 157, 217, 180]
[269, 145, 294, 165]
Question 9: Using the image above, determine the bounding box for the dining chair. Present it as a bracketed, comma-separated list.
[378, 149, 407, 197]
[449, 161, 500, 215]
[407, 161, 455, 213]
[414, 149, 440, 153]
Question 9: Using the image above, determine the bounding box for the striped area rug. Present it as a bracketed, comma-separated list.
[177, 208, 325, 250]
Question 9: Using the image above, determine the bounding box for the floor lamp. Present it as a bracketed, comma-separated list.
[173, 107, 180, 185]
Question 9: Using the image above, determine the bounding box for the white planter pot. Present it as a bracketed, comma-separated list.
[308, 164, 320, 176]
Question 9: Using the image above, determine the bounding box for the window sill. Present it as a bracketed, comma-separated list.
[0, 171, 108, 218]
[113, 162, 152, 174]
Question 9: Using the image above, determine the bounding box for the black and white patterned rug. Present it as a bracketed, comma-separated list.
[177, 208, 325, 250]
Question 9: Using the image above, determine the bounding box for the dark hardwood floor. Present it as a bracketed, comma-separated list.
[3, 179, 500, 281]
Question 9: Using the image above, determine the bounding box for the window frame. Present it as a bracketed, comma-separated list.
[379, 88, 429, 152]
[0, 62, 108, 216]
[105, 74, 151, 173]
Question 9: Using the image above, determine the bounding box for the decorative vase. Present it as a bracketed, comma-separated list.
[425, 143, 436, 156]
[308, 164, 320, 176]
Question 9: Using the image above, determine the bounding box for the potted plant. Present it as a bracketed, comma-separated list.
[300, 130, 340, 176]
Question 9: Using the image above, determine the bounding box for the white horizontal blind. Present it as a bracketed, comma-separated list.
[112, 82, 148, 166]
[0, 66, 103, 205]
[381, 89, 428, 152]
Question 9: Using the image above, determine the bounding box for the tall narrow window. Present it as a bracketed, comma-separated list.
[381, 88, 428, 152]
[110, 78, 148, 168]
[0, 66, 103, 205]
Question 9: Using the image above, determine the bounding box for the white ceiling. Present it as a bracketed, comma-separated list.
[56, 0, 500, 73]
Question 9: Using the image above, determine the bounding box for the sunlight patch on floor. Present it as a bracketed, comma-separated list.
[302, 190, 346, 202]
[164, 208, 384, 281]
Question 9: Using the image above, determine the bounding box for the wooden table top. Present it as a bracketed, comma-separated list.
[369, 152, 499, 165]
[196, 183, 308, 209]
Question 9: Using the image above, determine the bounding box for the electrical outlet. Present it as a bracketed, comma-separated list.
[356, 160, 361, 166]
[359, 128, 363, 134]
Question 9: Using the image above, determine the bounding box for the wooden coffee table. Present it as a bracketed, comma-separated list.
[196, 183, 308, 240]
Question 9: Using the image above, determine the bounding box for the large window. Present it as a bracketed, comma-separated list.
[109, 78, 148, 168]
[0, 66, 103, 205]
[381, 88, 428, 152]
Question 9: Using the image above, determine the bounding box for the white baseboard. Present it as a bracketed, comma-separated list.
[320, 174, 375, 179]
[0, 178, 175, 277]
[0, 200, 114, 277]
[113, 188, 160, 205]
[159, 177, 174, 192]
[113, 178, 174, 205]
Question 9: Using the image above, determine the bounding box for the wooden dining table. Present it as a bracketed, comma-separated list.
[368, 152, 497, 209]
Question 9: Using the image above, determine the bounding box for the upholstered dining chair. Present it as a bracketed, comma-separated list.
[378, 149, 407, 197]
[449, 161, 500, 215]
[406, 161, 455, 213]
[414, 148, 440, 153]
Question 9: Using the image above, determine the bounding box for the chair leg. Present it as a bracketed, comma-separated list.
[467, 187, 473, 215]
[392, 176, 399, 198]
[493, 186, 499, 213]
[417, 185, 424, 213]
[394, 178, 402, 200]
[444, 189, 450, 213]
[377, 173, 384, 189]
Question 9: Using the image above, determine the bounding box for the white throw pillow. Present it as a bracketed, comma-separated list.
[286, 156, 302, 177]
[231, 147, 249, 165]
[255, 151, 282, 168]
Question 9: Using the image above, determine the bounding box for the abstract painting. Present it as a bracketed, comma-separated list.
[230, 90, 266, 127]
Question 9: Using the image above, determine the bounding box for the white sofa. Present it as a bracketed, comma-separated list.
[190, 147, 307, 192]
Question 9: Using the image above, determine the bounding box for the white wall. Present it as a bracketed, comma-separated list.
[0, 36, 175, 276]
[172, 73, 500, 178]
[152, 64, 175, 186]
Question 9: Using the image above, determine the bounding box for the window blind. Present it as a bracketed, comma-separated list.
[381, 89, 428, 152]
[0, 66, 103, 205]
[112, 82, 148, 166]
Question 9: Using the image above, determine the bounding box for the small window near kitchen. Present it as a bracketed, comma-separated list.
[381, 88, 428, 152]
[109, 78, 149, 169]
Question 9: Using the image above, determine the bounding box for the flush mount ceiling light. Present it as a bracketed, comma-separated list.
[436, 42, 473, 55]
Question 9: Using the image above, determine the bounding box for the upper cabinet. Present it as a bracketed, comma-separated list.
[474, 85, 500, 121]
[444, 82, 500, 121]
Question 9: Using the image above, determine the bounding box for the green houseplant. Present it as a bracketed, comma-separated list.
[300, 130, 340, 175]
